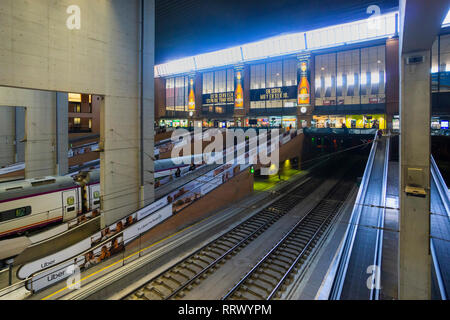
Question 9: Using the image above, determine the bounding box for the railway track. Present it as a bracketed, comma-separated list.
[124, 176, 326, 300]
[222, 178, 355, 300]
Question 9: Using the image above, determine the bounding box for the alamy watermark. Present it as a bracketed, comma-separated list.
[66, 5, 81, 30]
[171, 128, 280, 176]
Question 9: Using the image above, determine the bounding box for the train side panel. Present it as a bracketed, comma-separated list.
[0, 187, 81, 238]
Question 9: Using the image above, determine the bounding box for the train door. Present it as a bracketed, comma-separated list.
[89, 184, 101, 211]
[62, 190, 78, 221]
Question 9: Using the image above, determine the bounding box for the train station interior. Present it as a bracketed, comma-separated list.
[0, 0, 449, 306]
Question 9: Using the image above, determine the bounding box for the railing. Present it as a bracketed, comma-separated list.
[303, 128, 379, 135]
[370, 136, 390, 300]
[431, 129, 450, 137]
[431, 156, 450, 218]
[430, 155, 450, 300]
[327, 133, 379, 300]
[0, 129, 302, 298]
[0, 163, 25, 175]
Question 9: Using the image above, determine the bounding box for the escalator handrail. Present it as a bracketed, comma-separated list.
[328, 133, 379, 300]
[431, 156, 450, 218]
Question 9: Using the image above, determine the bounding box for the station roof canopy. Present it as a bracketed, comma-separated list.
[155, 9, 450, 78]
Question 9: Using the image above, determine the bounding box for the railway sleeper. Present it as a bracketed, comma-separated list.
[252, 273, 277, 287]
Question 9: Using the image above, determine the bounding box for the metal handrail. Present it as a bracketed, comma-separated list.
[431, 239, 447, 300]
[430, 155, 449, 300]
[328, 133, 379, 300]
[3, 132, 287, 296]
[370, 136, 390, 300]
[431, 156, 450, 218]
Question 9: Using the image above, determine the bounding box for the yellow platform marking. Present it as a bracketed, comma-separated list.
[41, 212, 221, 300]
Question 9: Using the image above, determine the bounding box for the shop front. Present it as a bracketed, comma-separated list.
[312, 114, 386, 129]
[244, 116, 298, 129]
[159, 119, 189, 128]
[202, 119, 235, 128]
[431, 116, 450, 129]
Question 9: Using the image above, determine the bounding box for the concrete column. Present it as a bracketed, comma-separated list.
[0, 87, 57, 179]
[398, 0, 448, 300]
[100, 95, 140, 228]
[56, 92, 69, 176]
[399, 49, 431, 300]
[15, 107, 25, 163]
[140, 0, 155, 208]
[0, 107, 15, 167]
[25, 91, 57, 179]
[0, 0, 155, 227]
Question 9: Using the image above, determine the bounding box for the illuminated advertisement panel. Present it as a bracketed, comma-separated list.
[297, 60, 311, 106]
[235, 71, 244, 109]
[188, 78, 196, 111]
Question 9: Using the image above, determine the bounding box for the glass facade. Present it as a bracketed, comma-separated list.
[432, 34, 450, 92]
[201, 68, 235, 114]
[202, 68, 234, 94]
[166, 76, 190, 112]
[250, 58, 298, 109]
[315, 45, 386, 106]
[155, 12, 397, 77]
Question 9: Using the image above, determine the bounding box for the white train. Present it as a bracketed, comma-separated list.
[0, 155, 203, 239]
[0, 171, 100, 239]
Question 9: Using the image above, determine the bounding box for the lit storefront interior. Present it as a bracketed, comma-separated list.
[159, 119, 189, 128]
[312, 114, 386, 129]
[431, 117, 450, 129]
[244, 116, 298, 128]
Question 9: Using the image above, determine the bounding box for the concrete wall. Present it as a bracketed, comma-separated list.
[56, 93, 69, 175]
[154, 78, 166, 123]
[126, 169, 254, 252]
[386, 38, 400, 127]
[15, 107, 26, 163]
[0, 0, 155, 225]
[0, 107, 15, 167]
[0, 88, 57, 178]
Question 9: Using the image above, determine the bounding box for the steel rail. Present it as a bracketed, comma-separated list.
[222, 179, 351, 300]
[124, 176, 321, 300]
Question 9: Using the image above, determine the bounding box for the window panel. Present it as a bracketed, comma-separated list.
[227, 69, 235, 92]
[203, 72, 214, 94]
[266, 61, 282, 88]
[440, 34, 450, 92]
[175, 76, 187, 111]
[283, 59, 297, 87]
[251, 64, 266, 90]
[214, 70, 226, 93]
[166, 78, 175, 111]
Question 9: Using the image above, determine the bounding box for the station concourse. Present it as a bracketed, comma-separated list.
[0, 0, 449, 302]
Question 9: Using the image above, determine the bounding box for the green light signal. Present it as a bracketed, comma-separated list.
[250, 166, 255, 174]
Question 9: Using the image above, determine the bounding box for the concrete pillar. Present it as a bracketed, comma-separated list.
[100, 95, 140, 228]
[399, 49, 431, 300]
[0, 0, 155, 228]
[56, 92, 69, 176]
[140, 0, 155, 208]
[0, 107, 15, 167]
[15, 107, 25, 163]
[25, 91, 57, 179]
[0, 87, 57, 179]
[398, 0, 448, 300]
